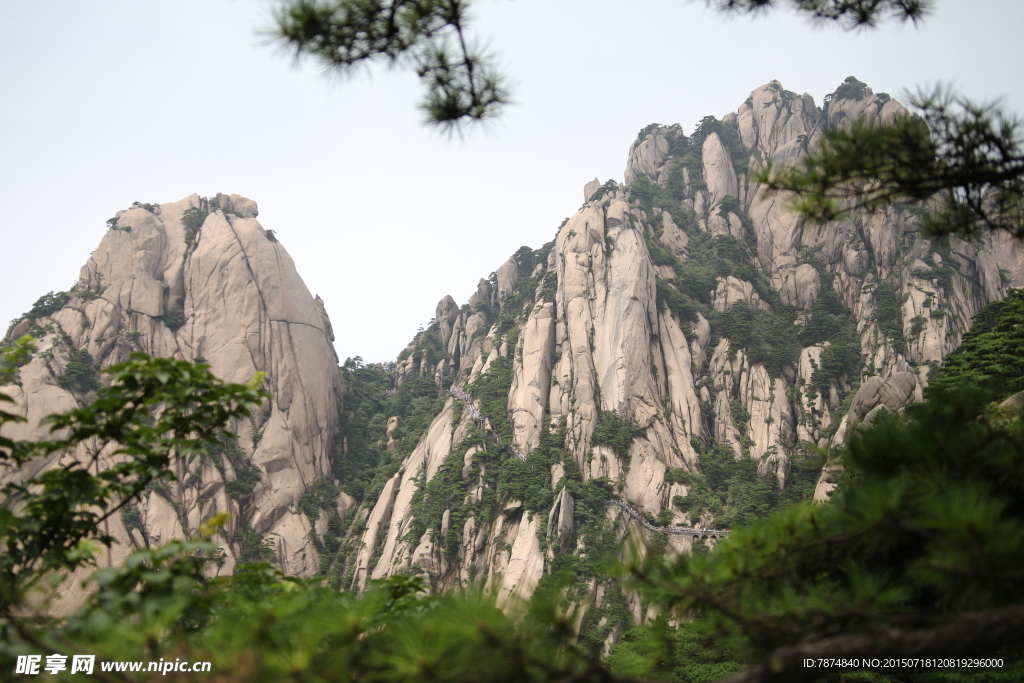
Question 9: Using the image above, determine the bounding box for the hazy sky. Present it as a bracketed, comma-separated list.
[2, 0, 1022, 363]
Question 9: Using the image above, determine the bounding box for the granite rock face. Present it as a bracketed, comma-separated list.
[2, 193, 342, 613]
[348, 79, 1024, 610]
[6, 79, 1023, 623]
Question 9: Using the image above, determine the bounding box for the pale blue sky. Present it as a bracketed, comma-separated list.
[2, 0, 1022, 362]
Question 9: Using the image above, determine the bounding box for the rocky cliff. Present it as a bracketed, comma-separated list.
[2, 193, 343, 612]
[334, 79, 1024, 633]
[3, 79, 1022, 640]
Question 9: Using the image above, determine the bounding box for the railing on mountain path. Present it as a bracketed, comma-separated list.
[447, 387, 728, 538]
[606, 500, 730, 538]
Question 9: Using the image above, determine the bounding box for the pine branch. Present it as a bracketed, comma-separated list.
[758, 87, 1024, 237]
[704, 0, 932, 29]
[272, 0, 509, 131]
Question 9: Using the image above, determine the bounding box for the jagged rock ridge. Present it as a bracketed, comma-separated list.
[341, 79, 1024, 623]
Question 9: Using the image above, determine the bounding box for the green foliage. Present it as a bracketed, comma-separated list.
[0, 334, 34, 393]
[656, 279, 703, 323]
[58, 348, 99, 394]
[909, 314, 927, 338]
[664, 467, 695, 486]
[609, 621, 742, 683]
[709, 300, 799, 376]
[406, 435, 480, 557]
[181, 206, 208, 246]
[674, 440, 821, 531]
[68, 536, 225, 638]
[802, 287, 863, 394]
[708, 1, 931, 30]
[299, 478, 340, 523]
[636, 123, 662, 143]
[333, 356, 394, 501]
[928, 288, 1024, 400]
[235, 529, 277, 564]
[587, 178, 620, 205]
[24, 290, 71, 320]
[648, 115, 749, 193]
[913, 261, 957, 293]
[638, 386, 1024, 677]
[628, 173, 663, 208]
[832, 75, 869, 102]
[801, 287, 851, 345]
[53, 562, 624, 683]
[468, 354, 514, 439]
[264, 228, 278, 242]
[652, 228, 761, 306]
[810, 323, 861, 395]
[634, 165, 802, 378]
[119, 502, 144, 537]
[729, 400, 749, 433]
[591, 410, 645, 461]
[500, 444, 554, 513]
[331, 332, 463, 567]
[872, 279, 906, 354]
[75, 284, 106, 301]
[531, 472, 637, 649]
[693, 446, 777, 528]
[161, 305, 186, 331]
[222, 438, 262, 499]
[0, 351, 268, 620]
[333, 334, 454, 521]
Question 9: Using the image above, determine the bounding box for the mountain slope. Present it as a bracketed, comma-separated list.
[334, 79, 1024, 622]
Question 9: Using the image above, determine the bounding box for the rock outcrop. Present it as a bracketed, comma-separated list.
[2, 193, 343, 613]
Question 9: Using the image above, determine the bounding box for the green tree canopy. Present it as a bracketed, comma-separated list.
[927, 288, 1024, 399]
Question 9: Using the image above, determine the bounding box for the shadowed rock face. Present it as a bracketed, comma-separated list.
[2, 193, 342, 613]
[350, 80, 1024, 611]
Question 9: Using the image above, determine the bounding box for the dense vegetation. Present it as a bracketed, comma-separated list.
[671, 444, 820, 531]
[928, 288, 1024, 398]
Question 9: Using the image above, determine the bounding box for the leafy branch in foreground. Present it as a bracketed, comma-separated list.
[62, 561, 646, 683]
[272, 0, 510, 131]
[759, 86, 1024, 237]
[0, 345, 268, 615]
